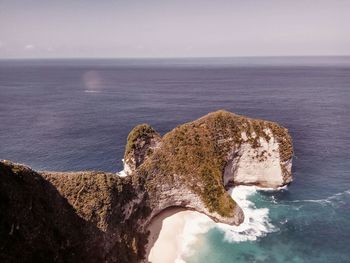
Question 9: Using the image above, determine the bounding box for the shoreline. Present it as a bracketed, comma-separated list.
[145, 185, 278, 262]
[145, 207, 205, 263]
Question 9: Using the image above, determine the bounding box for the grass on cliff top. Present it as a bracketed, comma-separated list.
[41, 169, 152, 261]
[138, 110, 293, 218]
[1, 161, 150, 262]
[124, 124, 159, 159]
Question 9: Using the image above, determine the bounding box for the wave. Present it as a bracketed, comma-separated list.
[117, 170, 128, 177]
[117, 159, 129, 177]
[176, 185, 279, 261]
[175, 212, 213, 263]
[286, 189, 350, 207]
[84, 90, 101, 93]
[116, 155, 284, 260]
[216, 185, 277, 242]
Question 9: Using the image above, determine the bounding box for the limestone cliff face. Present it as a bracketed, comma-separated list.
[125, 110, 293, 226]
[0, 110, 293, 263]
[224, 128, 293, 188]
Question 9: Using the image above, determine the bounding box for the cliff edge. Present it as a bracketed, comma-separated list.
[0, 110, 293, 263]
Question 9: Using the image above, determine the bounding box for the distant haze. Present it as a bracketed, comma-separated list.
[0, 0, 349, 58]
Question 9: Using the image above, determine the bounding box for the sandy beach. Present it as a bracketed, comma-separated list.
[145, 208, 210, 263]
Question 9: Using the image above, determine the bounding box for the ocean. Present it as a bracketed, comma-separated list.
[0, 57, 349, 262]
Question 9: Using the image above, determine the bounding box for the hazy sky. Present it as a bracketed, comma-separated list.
[0, 0, 349, 58]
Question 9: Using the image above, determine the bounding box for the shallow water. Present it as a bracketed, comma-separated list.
[184, 187, 350, 263]
[0, 57, 349, 262]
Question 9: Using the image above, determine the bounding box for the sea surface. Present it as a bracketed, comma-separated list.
[0, 57, 349, 262]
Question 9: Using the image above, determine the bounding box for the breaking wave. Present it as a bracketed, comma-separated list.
[175, 212, 213, 263]
[117, 159, 128, 177]
[177, 185, 280, 261]
[216, 185, 277, 242]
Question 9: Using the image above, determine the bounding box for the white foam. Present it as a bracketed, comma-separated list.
[148, 210, 211, 263]
[216, 185, 276, 243]
[84, 90, 100, 93]
[175, 211, 213, 260]
[287, 189, 350, 207]
[176, 185, 278, 261]
[117, 170, 128, 177]
[117, 159, 129, 177]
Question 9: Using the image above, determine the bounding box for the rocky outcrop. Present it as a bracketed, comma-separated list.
[224, 128, 293, 188]
[123, 124, 161, 175]
[125, 110, 293, 226]
[0, 110, 293, 263]
[0, 161, 149, 263]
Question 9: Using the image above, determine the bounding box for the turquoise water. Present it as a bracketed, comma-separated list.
[185, 186, 350, 263]
[0, 57, 349, 262]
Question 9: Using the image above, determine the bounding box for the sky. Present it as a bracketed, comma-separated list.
[0, 0, 349, 58]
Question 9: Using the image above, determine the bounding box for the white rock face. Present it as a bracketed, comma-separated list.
[122, 158, 133, 176]
[224, 129, 291, 188]
[124, 135, 161, 176]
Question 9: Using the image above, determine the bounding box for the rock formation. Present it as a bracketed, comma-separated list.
[0, 110, 293, 263]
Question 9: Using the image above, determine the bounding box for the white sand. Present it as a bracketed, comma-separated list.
[145, 186, 278, 263]
[146, 208, 211, 263]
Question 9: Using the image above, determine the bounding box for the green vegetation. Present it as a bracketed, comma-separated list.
[0, 110, 293, 263]
[31, 167, 150, 263]
[267, 122, 293, 162]
[200, 165, 236, 216]
[135, 110, 293, 217]
[124, 124, 159, 159]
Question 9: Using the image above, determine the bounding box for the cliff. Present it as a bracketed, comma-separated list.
[0, 161, 148, 262]
[0, 110, 293, 263]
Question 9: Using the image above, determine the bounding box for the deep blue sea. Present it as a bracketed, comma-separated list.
[0, 57, 349, 262]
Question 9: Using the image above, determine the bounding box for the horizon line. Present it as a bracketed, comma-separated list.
[1, 54, 350, 61]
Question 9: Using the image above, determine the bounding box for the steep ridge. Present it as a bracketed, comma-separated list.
[0, 110, 293, 263]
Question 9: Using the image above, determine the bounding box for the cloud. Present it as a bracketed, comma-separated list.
[25, 44, 35, 50]
[135, 44, 145, 50]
